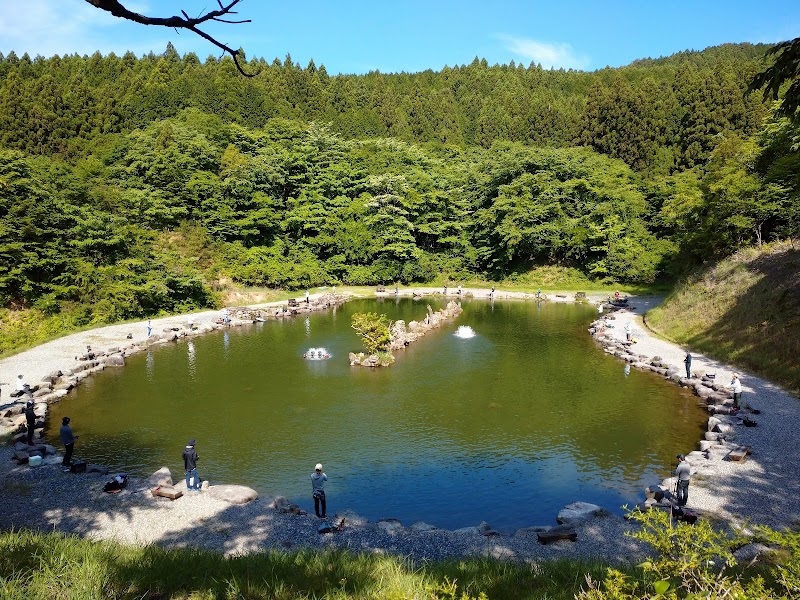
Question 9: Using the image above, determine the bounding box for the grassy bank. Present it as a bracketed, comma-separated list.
[0, 529, 606, 600]
[3, 509, 798, 599]
[647, 240, 800, 396]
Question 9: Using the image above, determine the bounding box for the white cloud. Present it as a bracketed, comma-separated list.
[497, 34, 590, 70]
[0, 0, 171, 58]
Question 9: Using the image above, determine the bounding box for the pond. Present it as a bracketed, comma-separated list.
[47, 298, 706, 532]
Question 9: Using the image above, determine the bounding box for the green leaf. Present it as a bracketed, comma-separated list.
[653, 579, 671, 595]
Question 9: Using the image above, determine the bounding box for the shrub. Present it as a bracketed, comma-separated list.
[351, 312, 392, 354]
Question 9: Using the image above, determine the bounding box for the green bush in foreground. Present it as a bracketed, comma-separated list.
[578, 508, 800, 600]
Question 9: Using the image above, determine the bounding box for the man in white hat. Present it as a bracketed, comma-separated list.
[311, 463, 328, 518]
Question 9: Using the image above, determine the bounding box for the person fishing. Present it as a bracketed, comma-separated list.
[311, 463, 328, 518]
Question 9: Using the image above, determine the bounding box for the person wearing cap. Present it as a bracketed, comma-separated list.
[60, 417, 77, 468]
[24, 401, 36, 445]
[183, 439, 201, 490]
[675, 454, 691, 507]
[729, 373, 743, 409]
[311, 463, 328, 518]
[11, 374, 26, 398]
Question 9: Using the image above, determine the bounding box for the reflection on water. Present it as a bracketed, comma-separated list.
[187, 341, 196, 380]
[47, 299, 705, 532]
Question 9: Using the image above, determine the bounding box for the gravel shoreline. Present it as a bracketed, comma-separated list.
[1, 290, 798, 562]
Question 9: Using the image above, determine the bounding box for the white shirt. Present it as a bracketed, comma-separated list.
[731, 377, 742, 393]
[16, 377, 25, 392]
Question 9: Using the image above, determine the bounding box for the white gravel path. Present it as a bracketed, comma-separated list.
[0, 290, 797, 562]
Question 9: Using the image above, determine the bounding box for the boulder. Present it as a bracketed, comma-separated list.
[144, 467, 173, 488]
[513, 526, 552, 538]
[376, 518, 403, 532]
[207, 484, 258, 504]
[695, 385, 715, 399]
[87, 464, 109, 475]
[557, 501, 611, 525]
[733, 542, 776, 563]
[409, 522, 437, 532]
[453, 525, 482, 535]
[102, 353, 125, 367]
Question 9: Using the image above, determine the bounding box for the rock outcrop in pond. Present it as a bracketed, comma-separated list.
[350, 301, 463, 367]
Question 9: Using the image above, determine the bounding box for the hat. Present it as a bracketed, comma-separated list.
[62, 417, 70, 424]
[26, 401, 33, 407]
[187, 439, 196, 446]
[315, 463, 323, 471]
[676, 454, 684, 459]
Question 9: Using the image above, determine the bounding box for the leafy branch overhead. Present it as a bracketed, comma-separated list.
[84, 0, 253, 76]
[748, 37, 800, 121]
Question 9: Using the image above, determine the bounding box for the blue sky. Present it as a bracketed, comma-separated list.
[1, 1, 799, 74]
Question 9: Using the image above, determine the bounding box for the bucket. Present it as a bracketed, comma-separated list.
[28, 455, 42, 467]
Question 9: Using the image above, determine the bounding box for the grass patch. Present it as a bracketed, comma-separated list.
[647, 239, 800, 395]
[0, 529, 612, 600]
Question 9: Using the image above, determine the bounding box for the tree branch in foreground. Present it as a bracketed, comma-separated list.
[84, 0, 254, 76]
[747, 37, 800, 122]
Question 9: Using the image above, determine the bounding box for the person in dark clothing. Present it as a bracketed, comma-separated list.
[684, 352, 693, 379]
[24, 401, 36, 445]
[183, 439, 201, 490]
[60, 417, 76, 468]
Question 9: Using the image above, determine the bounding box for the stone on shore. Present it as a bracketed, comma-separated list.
[557, 501, 611, 525]
[207, 484, 259, 505]
[145, 467, 173, 488]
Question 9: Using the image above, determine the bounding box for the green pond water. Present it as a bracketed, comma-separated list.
[47, 298, 705, 532]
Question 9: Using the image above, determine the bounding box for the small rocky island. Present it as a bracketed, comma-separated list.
[349, 301, 463, 367]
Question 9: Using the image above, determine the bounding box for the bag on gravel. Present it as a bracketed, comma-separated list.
[70, 460, 87, 473]
[103, 474, 128, 493]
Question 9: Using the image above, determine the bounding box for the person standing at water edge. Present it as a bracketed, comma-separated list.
[60, 417, 77, 468]
[311, 463, 328, 518]
[729, 373, 743, 408]
[183, 439, 201, 490]
[625, 321, 632, 341]
[147, 319, 151, 337]
[684, 352, 692, 379]
[675, 454, 691, 507]
[305, 290, 310, 304]
[24, 401, 36, 445]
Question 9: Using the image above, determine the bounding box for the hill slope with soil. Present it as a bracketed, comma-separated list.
[647, 240, 800, 396]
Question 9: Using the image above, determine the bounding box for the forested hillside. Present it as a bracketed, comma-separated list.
[0, 43, 798, 351]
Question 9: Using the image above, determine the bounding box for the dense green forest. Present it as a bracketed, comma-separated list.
[0, 43, 798, 343]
